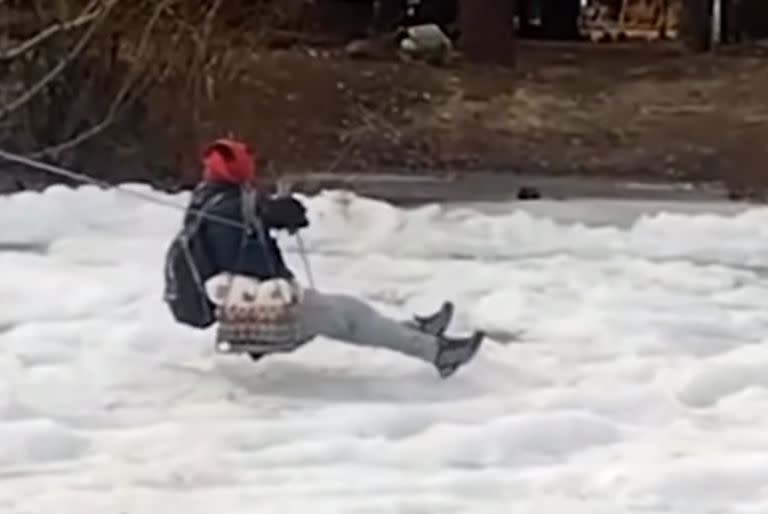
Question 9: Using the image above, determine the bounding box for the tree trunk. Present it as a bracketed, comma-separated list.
[681, 0, 713, 51]
[459, 0, 516, 66]
[719, 0, 740, 44]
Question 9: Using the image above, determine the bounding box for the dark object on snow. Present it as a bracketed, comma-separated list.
[517, 186, 541, 200]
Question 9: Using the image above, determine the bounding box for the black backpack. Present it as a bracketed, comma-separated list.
[162, 190, 227, 329]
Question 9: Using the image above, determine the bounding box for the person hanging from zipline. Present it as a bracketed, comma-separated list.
[163, 138, 484, 378]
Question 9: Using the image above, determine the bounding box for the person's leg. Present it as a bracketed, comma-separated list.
[297, 289, 484, 377]
[298, 289, 440, 363]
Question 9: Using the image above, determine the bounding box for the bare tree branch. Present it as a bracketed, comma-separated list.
[26, 71, 152, 159]
[0, 0, 100, 62]
[0, 0, 118, 120]
[191, 0, 225, 127]
[3, 0, 305, 168]
[24, 0, 177, 158]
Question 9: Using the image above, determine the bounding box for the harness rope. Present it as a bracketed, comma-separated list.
[210, 185, 308, 353]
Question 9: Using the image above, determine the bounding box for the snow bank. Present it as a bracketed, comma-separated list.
[1, 185, 767, 513]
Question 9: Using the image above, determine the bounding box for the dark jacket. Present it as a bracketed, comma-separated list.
[188, 181, 308, 281]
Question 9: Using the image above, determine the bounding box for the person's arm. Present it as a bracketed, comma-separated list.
[258, 195, 309, 233]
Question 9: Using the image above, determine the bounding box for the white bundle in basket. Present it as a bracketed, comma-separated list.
[206, 273, 301, 311]
[206, 273, 302, 340]
[205, 273, 305, 348]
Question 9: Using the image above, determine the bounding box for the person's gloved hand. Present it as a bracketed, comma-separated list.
[263, 196, 309, 233]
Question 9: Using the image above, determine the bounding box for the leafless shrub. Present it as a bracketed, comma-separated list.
[0, 0, 302, 174]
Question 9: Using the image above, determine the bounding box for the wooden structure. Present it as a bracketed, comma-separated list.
[581, 0, 682, 41]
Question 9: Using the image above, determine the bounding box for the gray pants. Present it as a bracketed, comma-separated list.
[296, 289, 440, 364]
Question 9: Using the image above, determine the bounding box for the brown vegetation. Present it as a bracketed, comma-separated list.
[0, 0, 314, 185]
[1, 1, 768, 200]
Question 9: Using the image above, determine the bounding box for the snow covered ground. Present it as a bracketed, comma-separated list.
[2, 184, 768, 514]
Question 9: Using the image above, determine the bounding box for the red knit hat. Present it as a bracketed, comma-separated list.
[201, 138, 257, 184]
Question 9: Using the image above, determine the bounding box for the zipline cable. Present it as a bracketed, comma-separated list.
[0, 147, 317, 286]
[275, 175, 316, 289]
[0, 148, 246, 228]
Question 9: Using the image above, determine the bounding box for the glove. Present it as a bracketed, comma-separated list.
[262, 196, 309, 233]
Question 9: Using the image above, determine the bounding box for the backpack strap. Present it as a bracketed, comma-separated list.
[183, 190, 227, 237]
[213, 188, 306, 351]
[239, 186, 278, 277]
[217, 187, 278, 311]
[181, 191, 226, 286]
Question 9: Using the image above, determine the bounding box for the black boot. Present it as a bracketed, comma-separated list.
[434, 330, 485, 378]
[412, 301, 454, 337]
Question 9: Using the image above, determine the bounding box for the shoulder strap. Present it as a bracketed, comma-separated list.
[183, 191, 226, 237]
[236, 187, 278, 276]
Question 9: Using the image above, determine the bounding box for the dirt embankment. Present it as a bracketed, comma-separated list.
[3, 40, 768, 201]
